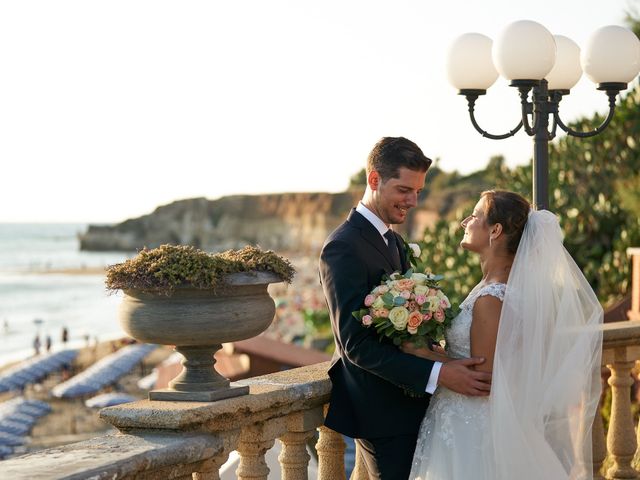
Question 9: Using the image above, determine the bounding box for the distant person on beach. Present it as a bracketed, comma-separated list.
[45, 335, 52, 353]
[33, 334, 41, 355]
[61, 326, 69, 345]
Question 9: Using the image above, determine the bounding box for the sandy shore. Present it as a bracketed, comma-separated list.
[1, 339, 174, 453]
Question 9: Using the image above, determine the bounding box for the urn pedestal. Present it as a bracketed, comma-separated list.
[118, 272, 281, 401]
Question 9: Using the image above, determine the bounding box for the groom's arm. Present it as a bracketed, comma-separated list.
[320, 238, 434, 395]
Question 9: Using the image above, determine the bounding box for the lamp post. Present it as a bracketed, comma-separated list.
[447, 20, 640, 210]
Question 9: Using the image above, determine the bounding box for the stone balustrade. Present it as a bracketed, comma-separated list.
[2, 321, 640, 479]
[594, 320, 640, 480]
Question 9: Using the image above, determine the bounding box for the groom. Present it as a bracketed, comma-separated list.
[319, 137, 492, 480]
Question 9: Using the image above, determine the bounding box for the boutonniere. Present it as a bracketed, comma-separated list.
[403, 241, 422, 269]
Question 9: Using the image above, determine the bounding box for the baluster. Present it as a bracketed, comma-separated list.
[592, 389, 607, 480]
[606, 356, 638, 479]
[279, 409, 324, 480]
[350, 442, 369, 480]
[279, 431, 314, 480]
[193, 430, 240, 480]
[316, 426, 346, 480]
[236, 438, 275, 480]
[236, 419, 285, 480]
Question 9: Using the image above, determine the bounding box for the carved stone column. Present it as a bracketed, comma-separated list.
[236, 438, 275, 480]
[278, 408, 324, 480]
[236, 418, 286, 480]
[606, 354, 638, 479]
[316, 426, 346, 480]
[349, 442, 369, 480]
[279, 432, 314, 480]
[193, 430, 240, 480]
[592, 385, 607, 480]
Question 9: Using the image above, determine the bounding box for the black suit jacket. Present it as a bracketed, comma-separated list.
[319, 209, 434, 439]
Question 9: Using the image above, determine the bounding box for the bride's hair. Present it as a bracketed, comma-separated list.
[481, 190, 530, 254]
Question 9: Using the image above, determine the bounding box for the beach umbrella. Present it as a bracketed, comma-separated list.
[85, 392, 137, 408]
[0, 431, 24, 446]
[0, 419, 31, 436]
[0, 349, 79, 393]
[52, 343, 156, 398]
[0, 444, 13, 459]
[0, 397, 51, 440]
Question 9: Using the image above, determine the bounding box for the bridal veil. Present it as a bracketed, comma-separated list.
[485, 210, 603, 479]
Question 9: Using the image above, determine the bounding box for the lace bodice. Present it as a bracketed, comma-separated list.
[445, 282, 506, 359]
[410, 282, 506, 478]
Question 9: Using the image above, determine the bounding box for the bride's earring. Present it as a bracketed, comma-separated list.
[489, 236, 493, 248]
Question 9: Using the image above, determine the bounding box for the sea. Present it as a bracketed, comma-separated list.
[0, 223, 133, 366]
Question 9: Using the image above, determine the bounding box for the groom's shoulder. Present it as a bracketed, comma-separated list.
[325, 219, 356, 244]
[322, 212, 362, 251]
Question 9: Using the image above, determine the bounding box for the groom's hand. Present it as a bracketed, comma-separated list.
[437, 357, 491, 396]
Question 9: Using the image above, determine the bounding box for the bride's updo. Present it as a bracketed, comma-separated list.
[481, 190, 530, 255]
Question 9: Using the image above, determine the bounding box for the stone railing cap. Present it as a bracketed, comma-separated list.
[602, 320, 640, 348]
[100, 361, 331, 431]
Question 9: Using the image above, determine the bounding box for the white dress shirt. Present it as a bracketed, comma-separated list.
[355, 202, 442, 394]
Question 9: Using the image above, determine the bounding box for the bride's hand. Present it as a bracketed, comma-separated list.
[401, 342, 451, 362]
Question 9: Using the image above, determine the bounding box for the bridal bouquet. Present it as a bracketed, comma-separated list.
[352, 243, 456, 347]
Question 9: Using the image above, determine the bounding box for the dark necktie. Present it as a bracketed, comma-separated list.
[383, 230, 402, 271]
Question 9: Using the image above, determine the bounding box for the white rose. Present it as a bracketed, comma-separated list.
[411, 273, 429, 286]
[428, 296, 441, 311]
[413, 285, 429, 296]
[372, 296, 386, 309]
[408, 243, 421, 258]
[388, 307, 410, 330]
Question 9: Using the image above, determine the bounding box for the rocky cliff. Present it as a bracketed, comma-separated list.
[79, 192, 367, 253]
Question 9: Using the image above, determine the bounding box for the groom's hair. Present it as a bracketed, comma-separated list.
[366, 137, 432, 182]
[481, 190, 531, 255]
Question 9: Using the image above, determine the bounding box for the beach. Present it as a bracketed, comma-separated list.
[0, 339, 175, 454]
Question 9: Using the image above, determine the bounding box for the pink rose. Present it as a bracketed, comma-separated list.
[406, 301, 418, 311]
[373, 308, 389, 318]
[423, 311, 433, 321]
[374, 285, 389, 295]
[400, 290, 411, 299]
[440, 299, 449, 308]
[434, 308, 445, 323]
[362, 315, 373, 326]
[395, 279, 415, 291]
[364, 294, 376, 307]
[415, 294, 427, 305]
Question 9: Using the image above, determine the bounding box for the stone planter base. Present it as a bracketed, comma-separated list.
[149, 383, 250, 402]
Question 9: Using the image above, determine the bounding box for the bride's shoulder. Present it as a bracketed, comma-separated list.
[477, 282, 506, 302]
[461, 282, 506, 311]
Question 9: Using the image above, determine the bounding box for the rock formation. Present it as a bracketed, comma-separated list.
[80, 192, 367, 253]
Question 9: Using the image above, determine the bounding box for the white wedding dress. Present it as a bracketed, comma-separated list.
[409, 281, 505, 480]
[409, 210, 603, 480]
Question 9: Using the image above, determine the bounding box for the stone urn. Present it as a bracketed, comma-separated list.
[118, 271, 282, 401]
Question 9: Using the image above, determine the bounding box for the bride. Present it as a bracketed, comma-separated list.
[404, 190, 603, 479]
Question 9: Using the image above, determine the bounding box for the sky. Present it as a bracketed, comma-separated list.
[0, 0, 635, 223]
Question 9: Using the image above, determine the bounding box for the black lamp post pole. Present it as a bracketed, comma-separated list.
[460, 79, 624, 211]
[532, 80, 551, 210]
